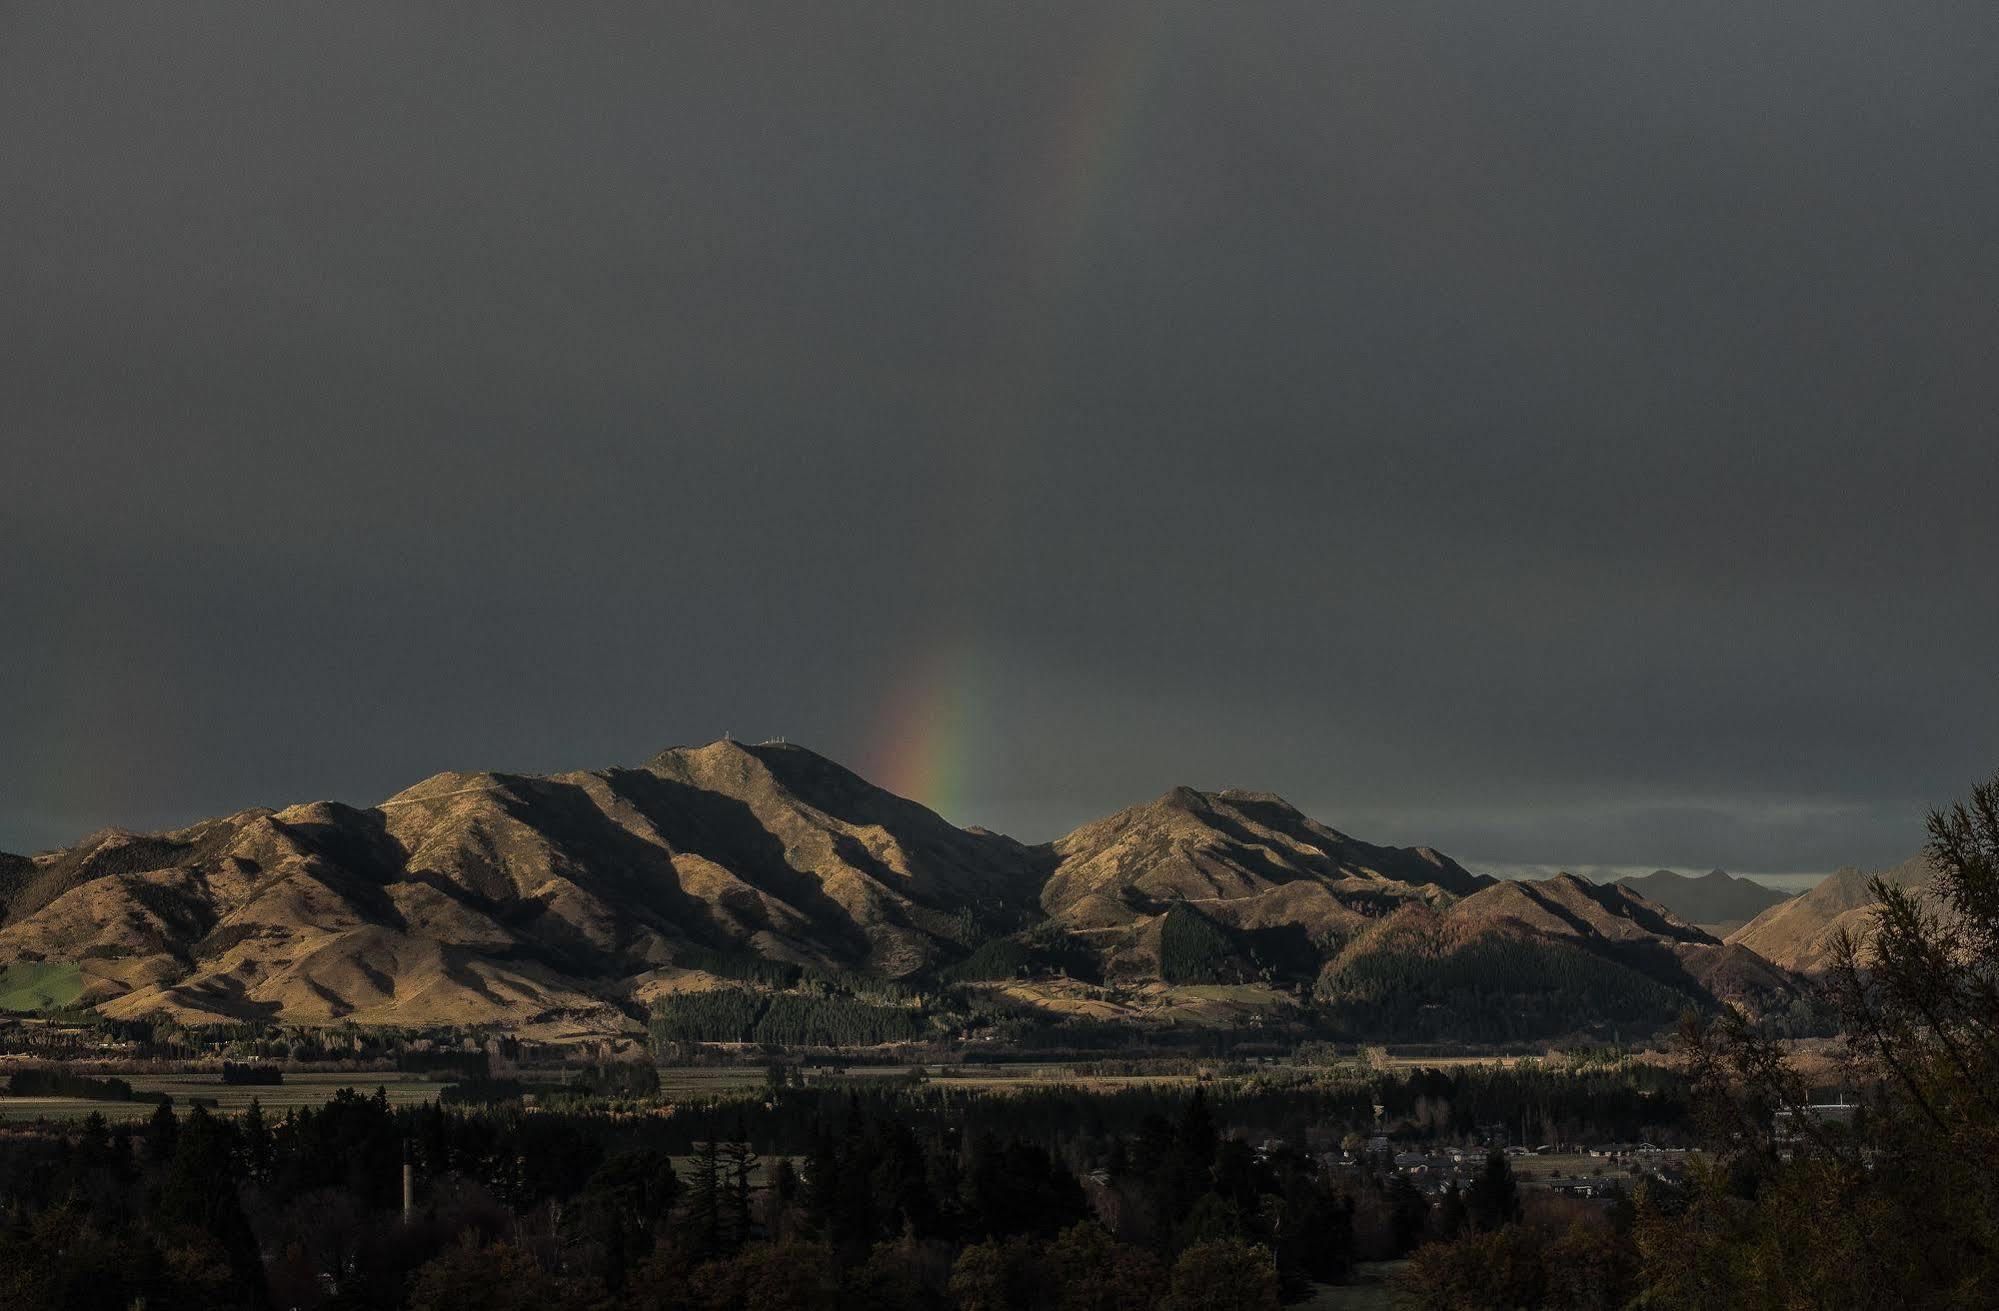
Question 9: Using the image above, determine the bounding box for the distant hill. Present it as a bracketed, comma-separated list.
[0, 742, 1806, 1043]
[1615, 868, 1794, 934]
[1019, 799, 1797, 1036]
[1037, 786, 1490, 978]
[1727, 854, 1937, 973]
[1302, 873, 1800, 1042]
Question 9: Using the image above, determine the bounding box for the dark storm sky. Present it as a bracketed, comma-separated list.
[6, 3, 1998, 880]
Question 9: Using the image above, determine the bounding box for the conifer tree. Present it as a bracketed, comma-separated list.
[684, 1137, 724, 1259]
[803, 1130, 839, 1238]
[721, 1116, 760, 1252]
[241, 1099, 272, 1186]
[144, 1101, 179, 1163]
[1466, 1150, 1520, 1232]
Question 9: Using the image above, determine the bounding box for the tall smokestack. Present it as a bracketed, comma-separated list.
[402, 1139, 414, 1223]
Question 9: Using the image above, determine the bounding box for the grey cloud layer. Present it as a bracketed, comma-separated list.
[5, 3, 1997, 872]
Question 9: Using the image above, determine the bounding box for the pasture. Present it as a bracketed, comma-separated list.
[0, 963, 84, 1013]
[0, 1071, 452, 1123]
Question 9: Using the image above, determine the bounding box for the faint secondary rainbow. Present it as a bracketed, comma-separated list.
[867, 12, 1176, 824]
[1014, 10, 1168, 305]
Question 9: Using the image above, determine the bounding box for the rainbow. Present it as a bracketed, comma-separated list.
[866, 11, 1177, 823]
[873, 634, 990, 820]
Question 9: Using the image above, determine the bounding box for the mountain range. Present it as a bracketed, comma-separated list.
[1614, 868, 1795, 935]
[0, 740, 1817, 1043]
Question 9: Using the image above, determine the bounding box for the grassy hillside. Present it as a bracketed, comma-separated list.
[0, 962, 84, 1012]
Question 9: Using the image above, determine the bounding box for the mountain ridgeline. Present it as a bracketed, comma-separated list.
[0, 741, 1811, 1044]
[1614, 867, 1795, 933]
[1723, 852, 1938, 973]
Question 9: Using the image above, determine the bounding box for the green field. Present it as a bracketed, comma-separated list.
[0, 963, 84, 1013]
[0, 1071, 452, 1123]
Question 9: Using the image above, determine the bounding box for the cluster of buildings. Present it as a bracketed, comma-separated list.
[1308, 1133, 1694, 1200]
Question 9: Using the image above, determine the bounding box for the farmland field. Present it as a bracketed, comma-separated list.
[653, 1065, 778, 1098]
[0, 1049, 1552, 1123]
[659, 1062, 1206, 1097]
[0, 1071, 452, 1123]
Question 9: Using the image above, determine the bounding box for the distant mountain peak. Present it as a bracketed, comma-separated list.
[1042, 785, 1489, 942]
[1616, 866, 1792, 932]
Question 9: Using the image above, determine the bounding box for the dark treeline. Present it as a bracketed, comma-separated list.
[437, 1077, 528, 1106]
[221, 1062, 284, 1086]
[0, 1011, 546, 1068]
[648, 1065, 1691, 1160]
[396, 1049, 495, 1077]
[4, 1068, 167, 1104]
[670, 945, 921, 1004]
[648, 989, 929, 1048]
[0, 1058, 1682, 1311]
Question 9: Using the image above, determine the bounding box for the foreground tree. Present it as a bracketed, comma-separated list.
[1640, 769, 1999, 1308]
[1395, 1218, 1634, 1311]
[1396, 1223, 1544, 1311]
[1464, 1149, 1520, 1232]
[1045, 1222, 1167, 1311]
[1160, 1238, 1279, 1311]
[407, 1236, 587, 1311]
[686, 1239, 840, 1311]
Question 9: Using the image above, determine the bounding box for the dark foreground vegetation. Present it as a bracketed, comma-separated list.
[2, 770, 1996, 1308]
[0, 1053, 1685, 1310]
[1395, 770, 1999, 1309]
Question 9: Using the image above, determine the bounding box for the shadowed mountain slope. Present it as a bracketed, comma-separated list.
[1309, 874, 1802, 1041]
[1450, 873, 1716, 946]
[1450, 874, 1798, 1005]
[1615, 868, 1793, 933]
